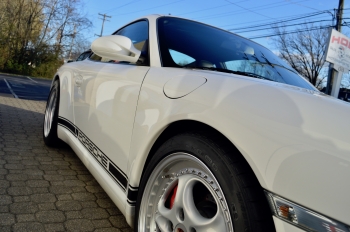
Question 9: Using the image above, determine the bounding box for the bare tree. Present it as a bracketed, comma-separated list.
[341, 73, 350, 89]
[36, 0, 92, 60]
[0, 0, 92, 77]
[272, 23, 329, 88]
[69, 35, 91, 60]
[0, 0, 44, 69]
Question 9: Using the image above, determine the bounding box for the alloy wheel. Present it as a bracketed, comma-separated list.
[138, 152, 233, 232]
[44, 88, 57, 137]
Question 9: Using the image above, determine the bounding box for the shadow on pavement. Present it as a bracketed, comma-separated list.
[0, 97, 132, 231]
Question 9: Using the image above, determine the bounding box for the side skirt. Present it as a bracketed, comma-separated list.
[57, 119, 139, 226]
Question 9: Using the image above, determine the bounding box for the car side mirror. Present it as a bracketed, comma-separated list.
[91, 35, 141, 63]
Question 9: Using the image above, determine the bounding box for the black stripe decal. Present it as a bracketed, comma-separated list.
[127, 186, 138, 203]
[127, 199, 136, 206]
[109, 162, 128, 188]
[58, 117, 128, 191]
[76, 127, 127, 191]
[128, 185, 138, 191]
[58, 117, 141, 206]
[58, 117, 76, 136]
[58, 124, 75, 135]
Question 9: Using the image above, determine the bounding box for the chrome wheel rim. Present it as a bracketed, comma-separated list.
[44, 88, 57, 137]
[138, 152, 233, 232]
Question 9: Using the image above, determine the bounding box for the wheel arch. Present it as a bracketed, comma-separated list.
[132, 119, 276, 231]
[139, 119, 262, 190]
[51, 75, 60, 90]
[53, 75, 60, 82]
[52, 71, 75, 135]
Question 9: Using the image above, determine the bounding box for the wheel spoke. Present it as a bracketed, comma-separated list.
[155, 215, 173, 232]
[157, 184, 177, 223]
[44, 89, 56, 137]
[49, 99, 56, 129]
[174, 175, 192, 207]
[192, 209, 227, 232]
[138, 152, 233, 232]
[44, 109, 49, 133]
[44, 103, 50, 136]
[158, 174, 197, 225]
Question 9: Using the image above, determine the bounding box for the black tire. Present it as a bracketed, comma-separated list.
[43, 79, 60, 147]
[135, 132, 275, 232]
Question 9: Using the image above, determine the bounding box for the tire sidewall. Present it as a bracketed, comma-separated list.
[43, 79, 60, 146]
[135, 133, 250, 231]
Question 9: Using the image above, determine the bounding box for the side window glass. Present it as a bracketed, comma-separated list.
[169, 49, 195, 66]
[82, 52, 91, 60]
[89, 20, 149, 64]
[225, 60, 284, 83]
[76, 54, 84, 61]
[115, 20, 148, 52]
[89, 53, 102, 61]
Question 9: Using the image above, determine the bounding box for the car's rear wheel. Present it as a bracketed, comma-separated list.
[43, 79, 60, 146]
[135, 132, 275, 232]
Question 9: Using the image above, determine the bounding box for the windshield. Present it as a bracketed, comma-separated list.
[157, 17, 315, 90]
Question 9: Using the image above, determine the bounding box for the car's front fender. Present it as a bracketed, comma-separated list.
[127, 68, 350, 225]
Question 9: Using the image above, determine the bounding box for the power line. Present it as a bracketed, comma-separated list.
[248, 25, 332, 39]
[227, 10, 331, 31]
[176, 3, 233, 16]
[219, 10, 329, 28]
[343, 21, 350, 28]
[103, 0, 141, 14]
[175, 0, 252, 17]
[192, 0, 311, 20]
[234, 8, 350, 38]
[224, 0, 274, 20]
[234, 19, 332, 34]
[284, 0, 321, 11]
[221, 8, 350, 36]
[222, 7, 349, 30]
[110, 0, 186, 17]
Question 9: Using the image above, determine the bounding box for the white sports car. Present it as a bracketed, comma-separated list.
[43, 15, 350, 232]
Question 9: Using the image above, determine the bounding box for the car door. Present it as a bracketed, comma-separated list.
[76, 20, 150, 190]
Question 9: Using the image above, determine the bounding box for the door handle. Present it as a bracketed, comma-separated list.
[74, 75, 83, 87]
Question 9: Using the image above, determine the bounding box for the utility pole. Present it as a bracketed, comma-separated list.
[95, 13, 111, 37]
[326, 0, 344, 96]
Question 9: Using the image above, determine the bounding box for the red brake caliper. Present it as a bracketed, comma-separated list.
[168, 185, 178, 209]
[167, 185, 184, 232]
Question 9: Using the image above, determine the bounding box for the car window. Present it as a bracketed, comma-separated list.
[82, 51, 91, 60]
[76, 53, 85, 61]
[89, 20, 149, 65]
[157, 17, 315, 90]
[169, 49, 195, 66]
[89, 53, 102, 61]
[115, 20, 148, 52]
[76, 51, 91, 61]
[225, 60, 285, 83]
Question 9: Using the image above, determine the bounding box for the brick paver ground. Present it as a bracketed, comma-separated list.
[0, 96, 132, 232]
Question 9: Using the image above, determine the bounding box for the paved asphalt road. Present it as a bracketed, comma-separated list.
[0, 74, 51, 101]
[0, 76, 133, 231]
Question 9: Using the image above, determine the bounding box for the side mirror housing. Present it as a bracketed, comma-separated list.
[91, 35, 141, 63]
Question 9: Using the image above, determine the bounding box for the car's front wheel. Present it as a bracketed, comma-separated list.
[135, 132, 275, 232]
[43, 79, 60, 146]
